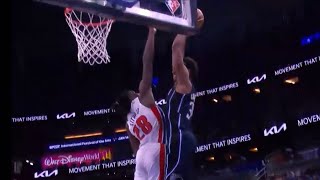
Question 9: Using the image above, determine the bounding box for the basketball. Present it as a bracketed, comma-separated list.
[196, 8, 204, 29]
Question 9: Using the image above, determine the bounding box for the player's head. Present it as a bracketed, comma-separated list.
[113, 90, 139, 118]
[173, 57, 199, 84]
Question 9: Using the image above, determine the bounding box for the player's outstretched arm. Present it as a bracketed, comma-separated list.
[139, 27, 157, 107]
[172, 34, 192, 94]
[126, 123, 140, 156]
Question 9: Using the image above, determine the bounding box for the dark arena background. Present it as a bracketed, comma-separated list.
[11, 0, 320, 179]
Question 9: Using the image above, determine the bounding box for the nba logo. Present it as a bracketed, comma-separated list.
[165, 0, 181, 15]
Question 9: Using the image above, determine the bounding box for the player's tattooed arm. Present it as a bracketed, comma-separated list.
[172, 34, 192, 94]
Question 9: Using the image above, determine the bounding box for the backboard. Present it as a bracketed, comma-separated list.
[34, 0, 198, 35]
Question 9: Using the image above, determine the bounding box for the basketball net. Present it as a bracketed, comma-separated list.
[65, 8, 114, 65]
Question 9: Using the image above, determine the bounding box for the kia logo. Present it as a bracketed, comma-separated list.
[34, 169, 58, 178]
[264, 123, 287, 137]
[247, 74, 267, 85]
[56, 112, 76, 119]
[156, 99, 167, 106]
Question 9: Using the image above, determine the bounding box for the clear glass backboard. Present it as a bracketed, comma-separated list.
[34, 0, 198, 35]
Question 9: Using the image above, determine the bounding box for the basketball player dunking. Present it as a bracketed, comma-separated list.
[113, 28, 166, 180]
[164, 9, 203, 180]
[164, 35, 198, 180]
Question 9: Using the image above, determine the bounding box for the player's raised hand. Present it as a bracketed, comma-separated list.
[196, 9, 204, 30]
[149, 27, 157, 34]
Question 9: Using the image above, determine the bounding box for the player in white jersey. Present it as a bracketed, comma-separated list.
[113, 27, 165, 180]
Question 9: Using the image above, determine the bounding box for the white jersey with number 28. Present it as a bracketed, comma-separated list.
[127, 97, 163, 147]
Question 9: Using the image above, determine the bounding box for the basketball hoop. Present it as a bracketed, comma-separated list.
[64, 8, 114, 65]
